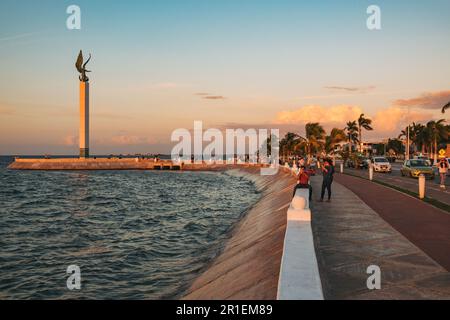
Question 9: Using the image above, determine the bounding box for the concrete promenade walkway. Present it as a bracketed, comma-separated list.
[310, 176, 450, 299]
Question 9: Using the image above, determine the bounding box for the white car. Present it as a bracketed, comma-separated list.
[372, 157, 392, 173]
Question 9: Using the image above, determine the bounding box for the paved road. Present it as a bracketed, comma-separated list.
[334, 174, 450, 272]
[336, 161, 450, 206]
[310, 176, 450, 299]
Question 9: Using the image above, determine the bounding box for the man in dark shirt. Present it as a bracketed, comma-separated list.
[320, 159, 335, 202]
[293, 166, 312, 201]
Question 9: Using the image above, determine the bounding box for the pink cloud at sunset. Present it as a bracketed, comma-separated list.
[372, 107, 433, 134]
[273, 104, 440, 141]
[275, 105, 363, 126]
[393, 90, 450, 110]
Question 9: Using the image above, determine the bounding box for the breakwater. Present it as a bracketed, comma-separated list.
[7, 158, 270, 171]
[8, 158, 181, 170]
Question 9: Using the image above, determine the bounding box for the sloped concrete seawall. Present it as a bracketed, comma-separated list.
[183, 167, 297, 300]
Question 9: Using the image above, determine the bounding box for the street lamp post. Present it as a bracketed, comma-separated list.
[406, 125, 410, 160]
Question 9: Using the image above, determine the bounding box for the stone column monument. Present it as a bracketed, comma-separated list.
[79, 81, 89, 158]
[75, 50, 92, 158]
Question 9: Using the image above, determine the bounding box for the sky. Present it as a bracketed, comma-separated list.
[0, 0, 449, 155]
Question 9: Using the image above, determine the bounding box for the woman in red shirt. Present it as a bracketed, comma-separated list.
[293, 166, 312, 201]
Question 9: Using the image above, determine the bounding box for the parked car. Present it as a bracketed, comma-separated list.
[401, 159, 435, 179]
[372, 157, 392, 173]
[347, 159, 356, 168]
[358, 158, 370, 169]
[414, 156, 432, 166]
[386, 156, 396, 163]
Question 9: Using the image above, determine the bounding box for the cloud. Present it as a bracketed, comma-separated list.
[273, 104, 435, 139]
[194, 93, 226, 100]
[324, 86, 376, 93]
[372, 107, 433, 134]
[275, 105, 363, 126]
[393, 90, 450, 110]
[202, 95, 226, 100]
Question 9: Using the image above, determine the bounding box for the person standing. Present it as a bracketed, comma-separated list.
[438, 158, 449, 189]
[320, 158, 335, 202]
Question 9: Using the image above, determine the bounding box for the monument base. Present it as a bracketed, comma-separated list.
[79, 148, 89, 158]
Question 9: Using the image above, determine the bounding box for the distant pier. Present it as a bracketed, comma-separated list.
[7, 158, 269, 171]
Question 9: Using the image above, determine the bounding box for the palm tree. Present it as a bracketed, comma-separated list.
[386, 138, 404, 156]
[398, 123, 415, 157]
[357, 114, 373, 153]
[298, 123, 326, 160]
[442, 101, 450, 113]
[260, 133, 279, 158]
[399, 122, 440, 156]
[412, 123, 428, 154]
[409, 123, 420, 154]
[345, 121, 359, 152]
[325, 128, 347, 154]
[426, 119, 448, 163]
[279, 132, 300, 160]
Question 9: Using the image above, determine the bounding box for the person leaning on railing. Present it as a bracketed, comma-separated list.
[293, 166, 312, 201]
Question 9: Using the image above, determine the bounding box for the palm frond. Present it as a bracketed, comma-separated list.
[442, 101, 450, 114]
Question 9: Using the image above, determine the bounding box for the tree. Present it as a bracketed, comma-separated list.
[260, 133, 279, 158]
[298, 123, 326, 159]
[399, 122, 422, 155]
[412, 123, 428, 154]
[345, 120, 359, 152]
[426, 119, 448, 163]
[357, 114, 373, 153]
[279, 132, 300, 160]
[386, 138, 404, 156]
[325, 128, 346, 154]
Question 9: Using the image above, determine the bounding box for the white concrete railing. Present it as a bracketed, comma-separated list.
[277, 188, 324, 300]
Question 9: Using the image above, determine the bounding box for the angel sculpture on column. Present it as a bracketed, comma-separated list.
[75, 50, 91, 82]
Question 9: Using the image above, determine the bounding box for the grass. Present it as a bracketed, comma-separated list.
[341, 171, 450, 213]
